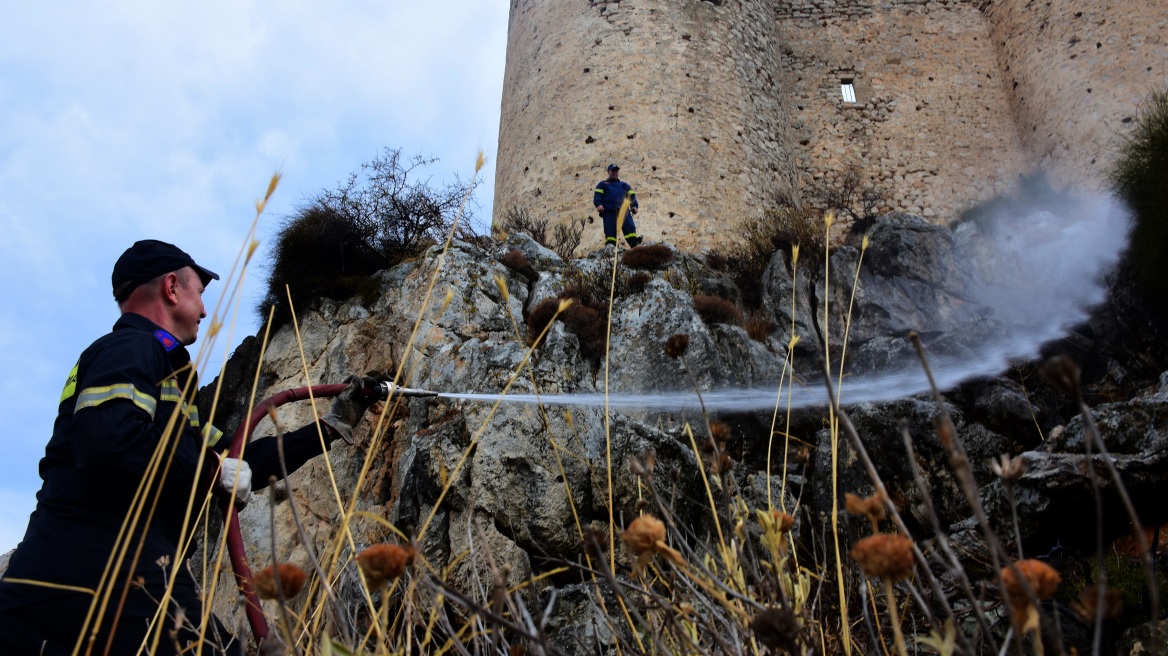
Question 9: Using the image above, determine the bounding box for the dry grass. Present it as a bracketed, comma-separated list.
[60, 157, 1159, 656]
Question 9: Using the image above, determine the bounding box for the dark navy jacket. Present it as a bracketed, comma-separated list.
[0, 313, 332, 608]
[593, 178, 638, 213]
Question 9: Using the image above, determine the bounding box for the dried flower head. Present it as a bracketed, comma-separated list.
[709, 422, 731, 446]
[357, 544, 415, 588]
[849, 533, 914, 581]
[1001, 559, 1061, 629]
[664, 333, 690, 359]
[750, 607, 803, 652]
[1002, 559, 1060, 601]
[845, 492, 886, 523]
[621, 514, 684, 574]
[621, 515, 666, 556]
[990, 454, 1025, 482]
[254, 563, 308, 600]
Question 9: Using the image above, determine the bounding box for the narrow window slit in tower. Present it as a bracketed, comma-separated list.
[840, 79, 856, 103]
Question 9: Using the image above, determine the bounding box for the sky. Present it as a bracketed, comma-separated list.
[0, 1, 509, 553]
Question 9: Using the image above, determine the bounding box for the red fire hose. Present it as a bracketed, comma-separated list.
[221, 380, 437, 644]
[223, 383, 348, 643]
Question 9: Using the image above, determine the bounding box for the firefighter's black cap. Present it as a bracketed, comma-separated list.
[606, 163, 620, 171]
[112, 239, 220, 302]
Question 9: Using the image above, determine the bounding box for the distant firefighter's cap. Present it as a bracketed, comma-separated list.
[606, 163, 620, 171]
[112, 239, 219, 302]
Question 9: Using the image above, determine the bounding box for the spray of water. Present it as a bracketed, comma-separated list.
[441, 190, 1130, 413]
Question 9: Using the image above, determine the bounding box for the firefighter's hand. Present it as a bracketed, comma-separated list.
[216, 456, 252, 508]
[322, 375, 378, 445]
[596, 206, 604, 213]
[631, 207, 637, 214]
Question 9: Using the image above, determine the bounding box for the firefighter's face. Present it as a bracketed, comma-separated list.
[171, 267, 207, 345]
[607, 168, 619, 180]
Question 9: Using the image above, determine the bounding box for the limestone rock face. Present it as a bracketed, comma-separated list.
[195, 224, 1165, 649]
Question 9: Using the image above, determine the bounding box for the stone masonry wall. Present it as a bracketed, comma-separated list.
[981, 0, 1168, 191]
[493, 0, 796, 252]
[779, 0, 1030, 223]
[494, 0, 1167, 251]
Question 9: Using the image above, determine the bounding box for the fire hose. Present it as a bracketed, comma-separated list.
[222, 380, 437, 644]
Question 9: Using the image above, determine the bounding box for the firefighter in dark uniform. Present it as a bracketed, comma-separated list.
[593, 163, 643, 248]
[0, 240, 375, 655]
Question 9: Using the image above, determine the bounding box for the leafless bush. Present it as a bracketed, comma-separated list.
[498, 205, 548, 246]
[551, 216, 588, 260]
[810, 167, 889, 230]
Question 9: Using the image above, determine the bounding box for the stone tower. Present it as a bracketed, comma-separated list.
[494, 0, 1167, 253]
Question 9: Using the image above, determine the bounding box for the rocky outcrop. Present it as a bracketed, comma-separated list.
[197, 211, 1165, 650]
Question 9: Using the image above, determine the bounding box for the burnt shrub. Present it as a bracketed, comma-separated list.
[1111, 89, 1168, 306]
[561, 301, 607, 359]
[525, 298, 560, 343]
[501, 249, 537, 279]
[693, 294, 742, 326]
[525, 294, 609, 362]
[744, 313, 775, 342]
[628, 272, 653, 294]
[261, 148, 476, 329]
[621, 243, 673, 270]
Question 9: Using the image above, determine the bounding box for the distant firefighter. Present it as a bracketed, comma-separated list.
[594, 163, 643, 249]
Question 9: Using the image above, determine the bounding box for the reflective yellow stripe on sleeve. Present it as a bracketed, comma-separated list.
[74, 384, 157, 418]
[59, 363, 79, 403]
[595, 189, 604, 194]
[203, 425, 225, 448]
[160, 379, 183, 404]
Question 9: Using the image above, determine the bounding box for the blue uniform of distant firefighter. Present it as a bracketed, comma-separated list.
[594, 163, 643, 248]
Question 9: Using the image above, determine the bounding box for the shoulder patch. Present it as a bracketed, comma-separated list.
[153, 329, 180, 352]
[60, 362, 79, 403]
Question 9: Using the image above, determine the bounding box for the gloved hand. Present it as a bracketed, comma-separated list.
[321, 375, 379, 445]
[216, 454, 252, 508]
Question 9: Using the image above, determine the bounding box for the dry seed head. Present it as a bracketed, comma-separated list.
[824, 211, 835, 228]
[265, 172, 282, 202]
[557, 298, 574, 313]
[861, 234, 870, 251]
[357, 544, 415, 588]
[849, 533, 914, 580]
[253, 563, 308, 600]
[622, 515, 666, 556]
[494, 274, 509, 301]
[845, 492, 886, 523]
[990, 454, 1025, 482]
[1002, 559, 1060, 601]
[1001, 559, 1060, 629]
[709, 421, 731, 446]
[475, 150, 485, 173]
[664, 333, 690, 359]
[791, 243, 800, 266]
[440, 288, 455, 313]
